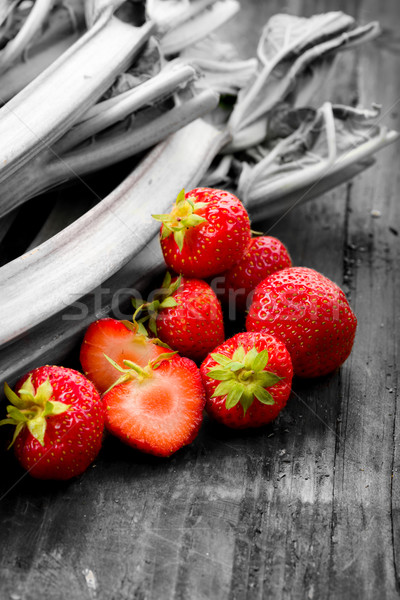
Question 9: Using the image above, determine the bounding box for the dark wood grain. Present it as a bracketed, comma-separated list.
[1, 1, 399, 599]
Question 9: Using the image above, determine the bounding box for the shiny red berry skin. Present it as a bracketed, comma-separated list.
[218, 236, 292, 311]
[200, 331, 293, 429]
[246, 267, 357, 378]
[160, 188, 251, 279]
[156, 277, 224, 362]
[11, 366, 104, 480]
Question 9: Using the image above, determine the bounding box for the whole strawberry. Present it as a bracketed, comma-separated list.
[0, 366, 104, 480]
[153, 188, 251, 278]
[246, 267, 357, 378]
[218, 236, 292, 311]
[200, 331, 293, 429]
[103, 353, 205, 457]
[134, 272, 224, 362]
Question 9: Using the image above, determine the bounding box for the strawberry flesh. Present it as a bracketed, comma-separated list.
[103, 355, 205, 457]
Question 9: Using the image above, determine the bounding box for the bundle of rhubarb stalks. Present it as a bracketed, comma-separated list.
[0, 0, 397, 386]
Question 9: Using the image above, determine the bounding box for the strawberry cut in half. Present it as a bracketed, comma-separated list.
[218, 236, 292, 312]
[200, 331, 293, 429]
[80, 318, 166, 394]
[133, 272, 224, 362]
[1, 366, 104, 480]
[103, 353, 206, 457]
[246, 267, 357, 378]
[153, 188, 251, 279]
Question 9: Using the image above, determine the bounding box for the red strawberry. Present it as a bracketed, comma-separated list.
[135, 273, 224, 362]
[80, 318, 166, 394]
[218, 236, 292, 311]
[200, 331, 293, 429]
[103, 354, 205, 457]
[246, 267, 357, 378]
[153, 188, 251, 278]
[0, 366, 104, 480]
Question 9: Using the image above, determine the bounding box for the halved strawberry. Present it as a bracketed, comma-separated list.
[80, 318, 165, 394]
[103, 354, 205, 457]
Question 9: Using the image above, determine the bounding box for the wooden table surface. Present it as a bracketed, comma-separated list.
[1, 1, 399, 599]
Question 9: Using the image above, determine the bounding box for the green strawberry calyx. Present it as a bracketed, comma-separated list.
[103, 351, 177, 395]
[131, 272, 181, 337]
[152, 189, 208, 252]
[121, 317, 171, 350]
[206, 345, 283, 416]
[121, 319, 150, 342]
[0, 377, 71, 448]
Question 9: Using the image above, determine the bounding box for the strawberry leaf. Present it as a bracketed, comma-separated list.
[160, 297, 178, 309]
[240, 389, 254, 415]
[228, 361, 245, 372]
[43, 400, 70, 417]
[257, 371, 282, 387]
[4, 381, 26, 409]
[151, 337, 172, 350]
[252, 349, 269, 372]
[152, 213, 171, 222]
[0, 417, 19, 427]
[121, 319, 138, 332]
[161, 224, 173, 239]
[148, 318, 158, 335]
[176, 188, 186, 205]
[146, 300, 160, 313]
[244, 346, 259, 368]
[34, 378, 54, 407]
[207, 369, 234, 381]
[162, 271, 172, 288]
[150, 351, 178, 370]
[226, 384, 244, 409]
[232, 346, 245, 363]
[103, 372, 133, 396]
[253, 387, 275, 405]
[8, 421, 26, 449]
[104, 354, 126, 374]
[173, 230, 185, 252]
[27, 416, 47, 446]
[6, 406, 28, 422]
[212, 380, 235, 398]
[18, 376, 36, 401]
[192, 201, 208, 211]
[210, 353, 232, 367]
[184, 214, 207, 227]
[136, 321, 149, 337]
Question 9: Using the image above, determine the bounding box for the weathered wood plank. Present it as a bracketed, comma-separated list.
[0, 2, 399, 600]
[324, 0, 400, 597]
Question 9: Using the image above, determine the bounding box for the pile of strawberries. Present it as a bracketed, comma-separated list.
[1, 188, 357, 480]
